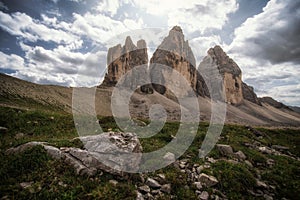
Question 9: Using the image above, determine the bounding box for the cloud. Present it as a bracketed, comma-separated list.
[0, 1, 8, 11]
[96, 0, 120, 17]
[0, 51, 25, 71]
[132, 0, 238, 35]
[0, 11, 79, 44]
[226, 0, 300, 106]
[228, 0, 300, 65]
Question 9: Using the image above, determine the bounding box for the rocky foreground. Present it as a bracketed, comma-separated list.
[3, 126, 299, 200]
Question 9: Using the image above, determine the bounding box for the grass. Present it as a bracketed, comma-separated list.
[0, 106, 299, 199]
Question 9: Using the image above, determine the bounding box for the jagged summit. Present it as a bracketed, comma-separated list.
[208, 45, 241, 77]
[101, 27, 264, 106]
[170, 25, 183, 33]
[102, 36, 148, 87]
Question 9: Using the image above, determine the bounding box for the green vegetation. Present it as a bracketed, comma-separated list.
[0, 106, 299, 199]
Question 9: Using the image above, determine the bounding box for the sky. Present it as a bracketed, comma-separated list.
[0, 0, 299, 106]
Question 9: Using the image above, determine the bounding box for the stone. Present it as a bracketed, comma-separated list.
[151, 189, 160, 195]
[161, 184, 171, 194]
[216, 144, 234, 156]
[138, 185, 150, 194]
[256, 179, 268, 189]
[146, 178, 161, 189]
[245, 160, 253, 168]
[144, 193, 154, 200]
[197, 166, 204, 174]
[258, 146, 272, 154]
[6, 132, 142, 177]
[271, 145, 289, 151]
[20, 181, 33, 189]
[234, 150, 246, 161]
[264, 194, 273, 200]
[0, 126, 8, 134]
[199, 173, 218, 187]
[163, 152, 176, 164]
[14, 132, 24, 139]
[266, 159, 275, 167]
[199, 191, 209, 200]
[193, 182, 202, 190]
[207, 157, 216, 163]
[136, 191, 144, 200]
[109, 179, 118, 187]
[155, 174, 166, 184]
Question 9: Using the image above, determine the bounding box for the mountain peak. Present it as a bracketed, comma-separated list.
[208, 45, 241, 77]
[170, 25, 183, 33]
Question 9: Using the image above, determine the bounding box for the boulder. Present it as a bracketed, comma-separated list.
[216, 144, 234, 156]
[199, 191, 209, 200]
[6, 132, 142, 176]
[146, 178, 161, 189]
[199, 173, 218, 187]
[234, 150, 247, 161]
[161, 184, 171, 194]
[138, 185, 150, 194]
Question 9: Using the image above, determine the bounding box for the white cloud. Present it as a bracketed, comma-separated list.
[96, 0, 120, 17]
[132, 0, 238, 34]
[0, 11, 78, 44]
[189, 35, 222, 64]
[0, 52, 25, 71]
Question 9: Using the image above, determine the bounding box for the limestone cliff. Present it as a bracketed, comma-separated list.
[200, 45, 243, 104]
[242, 82, 261, 105]
[149, 26, 200, 97]
[101, 36, 148, 90]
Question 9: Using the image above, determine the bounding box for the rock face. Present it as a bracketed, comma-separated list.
[101, 36, 149, 90]
[149, 26, 202, 97]
[242, 82, 261, 105]
[100, 26, 266, 106]
[203, 45, 243, 104]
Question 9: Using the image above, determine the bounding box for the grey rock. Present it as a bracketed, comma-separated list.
[151, 189, 160, 195]
[245, 160, 253, 168]
[199, 173, 218, 187]
[163, 152, 176, 164]
[199, 191, 209, 200]
[20, 181, 34, 189]
[197, 165, 204, 174]
[216, 144, 234, 156]
[138, 185, 150, 194]
[234, 150, 246, 161]
[194, 182, 202, 190]
[146, 178, 161, 189]
[109, 179, 118, 187]
[256, 179, 268, 189]
[136, 191, 144, 200]
[258, 146, 273, 154]
[6, 132, 142, 176]
[161, 184, 171, 194]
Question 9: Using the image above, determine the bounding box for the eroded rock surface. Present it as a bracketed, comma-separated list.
[6, 132, 142, 176]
